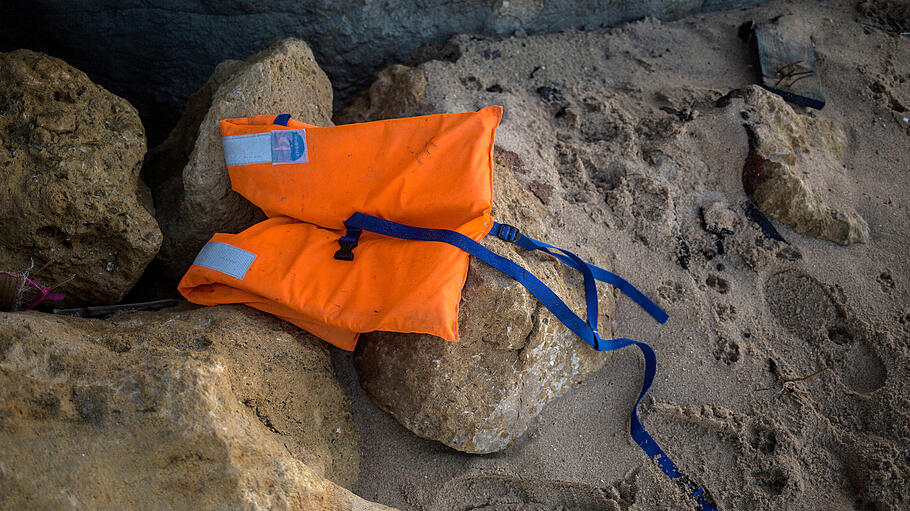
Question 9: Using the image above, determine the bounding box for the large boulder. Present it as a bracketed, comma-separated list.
[0, 49, 161, 305]
[0, 305, 389, 510]
[353, 158, 615, 454]
[735, 85, 870, 245]
[147, 38, 334, 279]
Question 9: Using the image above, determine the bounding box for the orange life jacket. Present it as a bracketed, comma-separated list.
[178, 107, 502, 350]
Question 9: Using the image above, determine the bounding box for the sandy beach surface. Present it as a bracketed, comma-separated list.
[331, 0, 910, 509]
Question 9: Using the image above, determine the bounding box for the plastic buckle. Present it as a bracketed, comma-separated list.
[333, 227, 362, 261]
[495, 223, 521, 243]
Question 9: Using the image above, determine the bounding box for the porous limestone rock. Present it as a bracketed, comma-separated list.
[737, 85, 869, 245]
[353, 159, 614, 454]
[0, 49, 161, 304]
[0, 305, 389, 510]
[148, 38, 334, 279]
[334, 64, 428, 124]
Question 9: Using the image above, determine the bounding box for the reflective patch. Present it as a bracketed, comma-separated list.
[222, 132, 271, 166]
[191, 241, 257, 280]
[222, 129, 308, 166]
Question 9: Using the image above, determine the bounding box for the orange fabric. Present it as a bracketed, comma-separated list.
[223, 107, 501, 238]
[178, 107, 502, 350]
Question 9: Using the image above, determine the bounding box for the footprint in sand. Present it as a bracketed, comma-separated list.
[749, 421, 779, 454]
[429, 474, 636, 511]
[706, 274, 730, 294]
[822, 318, 889, 395]
[649, 402, 801, 503]
[764, 270, 887, 394]
[752, 467, 790, 496]
[713, 336, 741, 365]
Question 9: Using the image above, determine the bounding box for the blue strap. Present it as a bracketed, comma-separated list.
[273, 113, 291, 126]
[341, 212, 718, 510]
[491, 222, 668, 324]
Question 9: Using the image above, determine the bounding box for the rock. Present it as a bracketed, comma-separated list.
[147, 38, 334, 279]
[736, 85, 869, 245]
[354, 159, 614, 454]
[0, 50, 161, 305]
[334, 65, 427, 124]
[0, 305, 392, 510]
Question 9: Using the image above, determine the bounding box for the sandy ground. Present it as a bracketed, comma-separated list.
[329, 0, 910, 509]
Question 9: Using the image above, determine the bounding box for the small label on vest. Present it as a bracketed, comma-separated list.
[192, 241, 257, 280]
[271, 129, 308, 164]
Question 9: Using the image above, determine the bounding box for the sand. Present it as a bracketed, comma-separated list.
[329, 0, 910, 509]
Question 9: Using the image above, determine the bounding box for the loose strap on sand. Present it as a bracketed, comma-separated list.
[339, 212, 719, 511]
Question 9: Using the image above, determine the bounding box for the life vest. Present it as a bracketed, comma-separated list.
[177, 107, 717, 511]
[179, 107, 500, 350]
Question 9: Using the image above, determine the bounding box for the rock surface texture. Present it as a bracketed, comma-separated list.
[334, 65, 428, 125]
[0, 49, 161, 305]
[147, 38, 334, 279]
[736, 85, 870, 245]
[0, 305, 391, 510]
[353, 157, 615, 454]
[0, 1, 768, 143]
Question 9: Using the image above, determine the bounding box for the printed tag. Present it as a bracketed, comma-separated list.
[271, 129, 308, 164]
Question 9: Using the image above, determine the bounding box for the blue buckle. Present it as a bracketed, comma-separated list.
[495, 223, 521, 243]
[333, 226, 362, 261]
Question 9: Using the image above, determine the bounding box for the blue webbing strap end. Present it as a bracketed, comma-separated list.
[273, 113, 291, 126]
[676, 474, 718, 511]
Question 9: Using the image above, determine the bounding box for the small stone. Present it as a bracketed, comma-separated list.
[735, 86, 869, 245]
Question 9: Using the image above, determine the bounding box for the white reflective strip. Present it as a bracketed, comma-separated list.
[222, 132, 272, 166]
[222, 129, 309, 166]
[192, 241, 257, 280]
